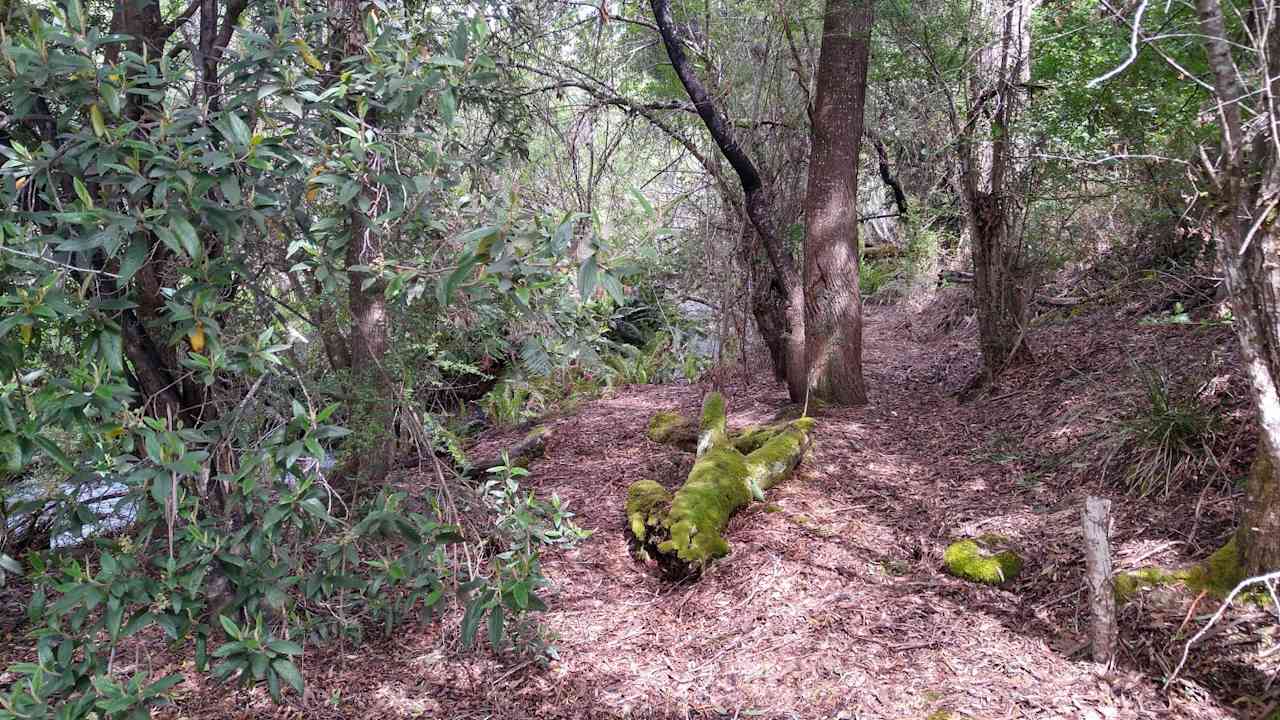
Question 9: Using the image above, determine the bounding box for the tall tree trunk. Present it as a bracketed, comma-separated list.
[1194, 0, 1280, 575]
[803, 0, 873, 405]
[649, 0, 806, 401]
[959, 0, 1035, 387]
[332, 0, 396, 484]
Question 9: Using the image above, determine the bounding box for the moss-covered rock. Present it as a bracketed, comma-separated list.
[625, 480, 672, 543]
[943, 536, 1023, 585]
[647, 410, 697, 450]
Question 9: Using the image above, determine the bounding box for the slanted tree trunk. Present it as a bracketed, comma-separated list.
[649, 0, 806, 402]
[1193, 0, 1280, 575]
[957, 0, 1036, 388]
[626, 392, 814, 577]
[803, 0, 873, 405]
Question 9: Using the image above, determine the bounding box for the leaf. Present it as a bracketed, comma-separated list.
[628, 187, 654, 217]
[224, 113, 251, 147]
[0, 554, 21, 576]
[219, 175, 241, 204]
[218, 614, 242, 640]
[73, 177, 93, 208]
[577, 254, 599, 301]
[487, 605, 504, 649]
[32, 435, 73, 472]
[118, 237, 147, 283]
[437, 253, 477, 306]
[90, 103, 107, 138]
[169, 217, 200, 258]
[460, 595, 485, 648]
[271, 658, 304, 693]
[439, 88, 456, 126]
[599, 271, 626, 305]
[266, 639, 303, 656]
[520, 338, 552, 376]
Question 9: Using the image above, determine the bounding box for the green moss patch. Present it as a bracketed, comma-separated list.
[1114, 566, 1188, 602]
[943, 537, 1023, 585]
[1185, 537, 1249, 598]
[658, 446, 750, 564]
[625, 480, 672, 543]
[697, 392, 728, 455]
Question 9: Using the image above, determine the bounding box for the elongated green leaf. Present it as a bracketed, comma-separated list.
[170, 217, 200, 258]
[272, 658, 304, 693]
[578, 254, 599, 301]
[460, 595, 485, 648]
[487, 605, 504, 649]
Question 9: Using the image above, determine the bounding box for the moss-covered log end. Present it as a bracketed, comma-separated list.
[647, 410, 697, 450]
[943, 537, 1023, 585]
[626, 480, 673, 543]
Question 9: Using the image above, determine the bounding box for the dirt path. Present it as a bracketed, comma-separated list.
[163, 304, 1264, 719]
[386, 306, 1249, 720]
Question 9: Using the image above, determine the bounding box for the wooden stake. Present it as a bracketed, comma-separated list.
[1082, 496, 1117, 666]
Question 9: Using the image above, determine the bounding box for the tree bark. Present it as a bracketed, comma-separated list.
[649, 0, 805, 401]
[802, 0, 873, 406]
[331, 0, 397, 484]
[957, 0, 1036, 388]
[1081, 496, 1116, 666]
[1193, 0, 1280, 575]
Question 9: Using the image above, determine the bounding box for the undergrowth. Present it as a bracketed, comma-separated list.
[1105, 364, 1221, 497]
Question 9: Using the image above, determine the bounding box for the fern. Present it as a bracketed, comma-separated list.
[520, 338, 553, 376]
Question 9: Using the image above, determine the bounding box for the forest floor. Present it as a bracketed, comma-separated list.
[6, 287, 1278, 719]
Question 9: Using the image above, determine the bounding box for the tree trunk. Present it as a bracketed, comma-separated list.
[1193, 0, 1280, 575]
[958, 0, 1036, 387]
[649, 0, 806, 401]
[332, 0, 397, 484]
[803, 0, 873, 406]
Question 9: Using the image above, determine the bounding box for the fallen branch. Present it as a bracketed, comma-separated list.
[1166, 568, 1280, 687]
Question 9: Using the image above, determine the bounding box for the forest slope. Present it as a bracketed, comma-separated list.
[96, 289, 1275, 719]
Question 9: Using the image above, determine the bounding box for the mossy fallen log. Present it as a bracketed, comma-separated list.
[1114, 537, 1252, 604]
[463, 425, 551, 478]
[627, 392, 813, 576]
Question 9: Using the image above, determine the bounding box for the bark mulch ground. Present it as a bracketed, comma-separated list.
[5, 300, 1275, 719]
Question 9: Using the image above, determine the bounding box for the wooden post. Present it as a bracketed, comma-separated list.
[1082, 496, 1116, 665]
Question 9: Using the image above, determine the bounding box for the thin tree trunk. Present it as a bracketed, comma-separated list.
[332, 0, 396, 484]
[1194, 0, 1280, 575]
[803, 0, 873, 405]
[959, 0, 1035, 387]
[649, 0, 806, 401]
